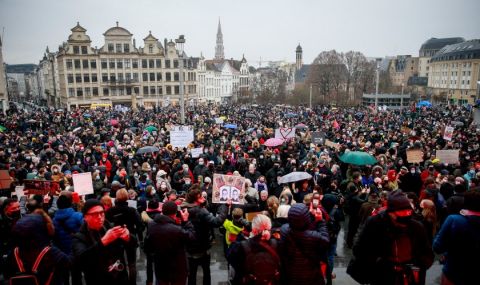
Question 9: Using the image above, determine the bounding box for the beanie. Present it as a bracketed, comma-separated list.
[57, 195, 72, 209]
[82, 199, 103, 215]
[162, 201, 178, 216]
[387, 190, 412, 212]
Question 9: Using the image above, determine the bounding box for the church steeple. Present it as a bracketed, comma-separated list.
[215, 18, 224, 60]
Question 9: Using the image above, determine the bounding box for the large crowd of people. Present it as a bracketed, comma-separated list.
[0, 102, 479, 285]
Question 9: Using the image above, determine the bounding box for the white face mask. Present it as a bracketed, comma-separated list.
[411, 170, 415, 174]
[160, 185, 167, 190]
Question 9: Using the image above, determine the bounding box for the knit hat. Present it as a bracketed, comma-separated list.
[57, 195, 72, 209]
[386, 190, 412, 212]
[82, 199, 103, 215]
[162, 201, 178, 216]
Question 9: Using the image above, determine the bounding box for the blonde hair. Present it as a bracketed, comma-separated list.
[100, 195, 113, 208]
[267, 196, 279, 218]
[116, 188, 129, 202]
[251, 214, 272, 240]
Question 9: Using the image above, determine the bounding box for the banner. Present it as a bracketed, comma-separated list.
[275, 128, 296, 140]
[190, 147, 203, 158]
[24, 180, 60, 196]
[443, 126, 454, 141]
[170, 125, 194, 148]
[406, 149, 424, 163]
[72, 172, 94, 196]
[212, 174, 245, 205]
[311, 132, 325, 145]
[325, 139, 341, 150]
[436, 150, 460, 164]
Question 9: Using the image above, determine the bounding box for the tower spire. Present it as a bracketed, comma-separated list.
[215, 18, 224, 60]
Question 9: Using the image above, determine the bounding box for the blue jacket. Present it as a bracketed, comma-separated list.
[53, 208, 83, 254]
[433, 214, 480, 285]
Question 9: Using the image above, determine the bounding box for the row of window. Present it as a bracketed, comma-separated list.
[66, 71, 197, 84]
[66, 58, 188, 70]
[68, 85, 190, 97]
[107, 43, 131, 53]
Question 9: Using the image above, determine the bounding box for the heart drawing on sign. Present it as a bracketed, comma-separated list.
[280, 128, 294, 139]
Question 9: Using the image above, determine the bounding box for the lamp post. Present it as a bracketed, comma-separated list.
[175, 35, 186, 125]
[375, 58, 381, 109]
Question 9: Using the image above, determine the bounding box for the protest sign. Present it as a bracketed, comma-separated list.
[127, 200, 138, 209]
[401, 126, 412, 134]
[436, 149, 460, 164]
[190, 147, 204, 158]
[325, 139, 341, 150]
[214, 118, 224, 124]
[14, 186, 25, 198]
[311, 132, 325, 145]
[443, 126, 454, 141]
[275, 128, 296, 140]
[406, 149, 424, 163]
[0, 170, 12, 190]
[170, 125, 194, 148]
[24, 180, 60, 196]
[212, 174, 245, 205]
[72, 172, 94, 196]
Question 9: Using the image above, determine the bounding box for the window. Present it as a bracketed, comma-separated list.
[118, 88, 124, 96]
[126, 87, 132, 95]
[101, 59, 107, 69]
[67, 74, 74, 83]
[174, 86, 179, 94]
[156, 59, 161, 68]
[165, 60, 170, 68]
[82, 60, 89, 69]
[173, 60, 178, 68]
[149, 60, 154, 68]
[143, 86, 149, 95]
[83, 74, 90, 83]
[66, 60, 73, 70]
[156, 72, 162, 81]
[108, 44, 114, 52]
[85, 87, 91, 96]
[142, 73, 148, 82]
[75, 74, 82, 83]
[118, 73, 124, 81]
[125, 59, 131, 68]
[68, 88, 75, 97]
[110, 74, 116, 82]
[166, 72, 171, 81]
[90, 60, 97, 69]
[150, 86, 156, 94]
[102, 73, 108, 82]
[77, 88, 83, 96]
[126, 73, 132, 81]
[124, 44, 130, 53]
[73, 46, 80, 54]
[133, 73, 139, 82]
[132, 59, 138, 68]
[74, 60, 81, 69]
[166, 86, 171, 95]
[149, 44, 153, 53]
[81, 46, 88, 54]
[142, 59, 148, 68]
[109, 60, 115, 69]
[134, 87, 139, 94]
[149, 73, 155, 81]
[103, 88, 109, 95]
[174, 72, 179, 81]
[117, 59, 123, 69]
[116, 44, 122, 53]
[93, 87, 98, 96]
[158, 86, 162, 95]
[91, 74, 98, 82]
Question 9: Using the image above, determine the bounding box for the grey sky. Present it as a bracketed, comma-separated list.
[1, 0, 479, 66]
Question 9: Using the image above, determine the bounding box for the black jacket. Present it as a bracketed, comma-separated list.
[72, 222, 136, 285]
[353, 211, 434, 285]
[144, 215, 195, 284]
[105, 201, 144, 236]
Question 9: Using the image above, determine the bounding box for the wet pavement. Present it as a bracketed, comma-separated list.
[136, 224, 442, 285]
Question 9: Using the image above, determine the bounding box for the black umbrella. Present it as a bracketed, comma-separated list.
[136, 146, 160, 154]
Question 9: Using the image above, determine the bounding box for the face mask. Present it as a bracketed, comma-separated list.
[77, 161, 81, 165]
[199, 161, 204, 165]
[183, 167, 189, 172]
[185, 180, 191, 185]
[411, 170, 415, 174]
[271, 155, 276, 160]
[315, 171, 319, 175]
[150, 190, 156, 195]
[160, 185, 167, 190]
[128, 155, 133, 159]
[396, 215, 411, 224]
[53, 169, 58, 173]
[102, 159, 106, 162]
[96, 176, 101, 180]
[134, 174, 139, 178]
[469, 170, 475, 175]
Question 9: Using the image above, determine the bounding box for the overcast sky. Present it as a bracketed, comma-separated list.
[1, 0, 479, 66]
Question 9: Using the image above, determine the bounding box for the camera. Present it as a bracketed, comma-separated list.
[108, 260, 125, 272]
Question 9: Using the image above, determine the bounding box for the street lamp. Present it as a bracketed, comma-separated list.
[175, 35, 186, 125]
[375, 58, 382, 109]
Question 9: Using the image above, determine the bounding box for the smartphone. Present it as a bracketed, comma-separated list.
[312, 199, 319, 209]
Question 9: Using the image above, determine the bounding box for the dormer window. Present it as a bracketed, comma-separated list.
[124, 43, 130, 53]
[116, 44, 122, 53]
[108, 44, 114, 52]
[149, 44, 153, 53]
[73, 46, 80, 54]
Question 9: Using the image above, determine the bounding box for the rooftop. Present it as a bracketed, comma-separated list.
[430, 39, 480, 62]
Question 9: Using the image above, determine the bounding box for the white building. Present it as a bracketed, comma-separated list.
[0, 37, 8, 113]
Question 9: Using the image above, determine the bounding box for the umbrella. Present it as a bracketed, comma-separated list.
[278, 171, 312, 184]
[27, 119, 36, 123]
[136, 146, 160, 154]
[145, 125, 158, 133]
[264, 138, 284, 147]
[223, 124, 237, 129]
[451, 121, 464, 127]
[417, 101, 432, 108]
[73, 127, 82, 133]
[246, 114, 256, 118]
[285, 112, 298, 118]
[83, 113, 92, 118]
[339, 151, 377, 166]
[295, 123, 308, 130]
[246, 127, 256, 133]
[0, 125, 6, 132]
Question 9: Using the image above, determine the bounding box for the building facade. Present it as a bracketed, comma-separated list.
[418, 37, 464, 77]
[428, 39, 480, 105]
[0, 37, 7, 113]
[53, 22, 197, 110]
[388, 55, 419, 87]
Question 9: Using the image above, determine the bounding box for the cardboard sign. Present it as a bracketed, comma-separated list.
[406, 149, 424, 163]
[212, 174, 245, 205]
[191, 147, 203, 158]
[214, 118, 224, 124]
[443, 126, 454, 141]
[325, 139, 341, 150]
[14, 186, 25, 198]
[170, 125, 194, 148]
[72, 172, 94, 196]
[436, 150, 460, 164]
[24, 180, 60, 196]
[0, 170, 12, 189]
[275, 128, 296, 140]
[311, 132, 325, 145]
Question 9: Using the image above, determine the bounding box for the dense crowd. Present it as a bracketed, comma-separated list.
[0, 102, 479, 285]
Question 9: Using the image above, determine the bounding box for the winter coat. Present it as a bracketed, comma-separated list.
[105, 201, 144, 236]
[223, 219, 244, 246]
[433, 214, 480, 285]
[53, 207, 83, 254]
[144, 214, 195, 285]
[353, 211, 434, 285]
[279, 204, 330, 285]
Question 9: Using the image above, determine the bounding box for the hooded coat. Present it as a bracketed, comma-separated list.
[53, 207, 83, 254]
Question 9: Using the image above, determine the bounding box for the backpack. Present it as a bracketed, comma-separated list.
[326, 207, 342, 240]
[9, 246, 54, 285]
[241, 240, 280, 285]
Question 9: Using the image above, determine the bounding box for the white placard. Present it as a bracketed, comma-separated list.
[275, 128, 296, 140]
[15, 186, 25, 198]
[72, 172, 94, 196]
[214, 118, 224, 124]
[170, 125, 194, 148]
[127, 200, 138, 209]
[191, 147, 204, 158]
[436, 149, 460, 164]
